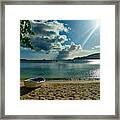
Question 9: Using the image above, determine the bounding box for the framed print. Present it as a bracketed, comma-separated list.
[0, 0, 119, 119]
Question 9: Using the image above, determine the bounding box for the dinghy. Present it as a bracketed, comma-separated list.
[24, 77, 45, 88]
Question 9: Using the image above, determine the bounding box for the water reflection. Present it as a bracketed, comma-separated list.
[21, 60, 100, 80]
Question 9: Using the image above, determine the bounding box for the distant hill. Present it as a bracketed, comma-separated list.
[20, 59, 28, 61]
[73, 53, 100, 60]
[20, 53, 100, 62]
[20, 59, 58, 63]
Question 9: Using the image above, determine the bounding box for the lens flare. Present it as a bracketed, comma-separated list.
[82, 21, 100, 48]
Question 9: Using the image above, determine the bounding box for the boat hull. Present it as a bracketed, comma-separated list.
[24, 77, 45, 88]
[24, 81, 42, 88]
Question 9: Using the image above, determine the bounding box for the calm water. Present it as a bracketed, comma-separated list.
[20, 60, 100, 80]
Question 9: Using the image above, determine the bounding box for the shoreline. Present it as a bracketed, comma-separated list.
[20, 80, 100, 100]
[21, 77, 100, 80]
[20, 79, 100, 87]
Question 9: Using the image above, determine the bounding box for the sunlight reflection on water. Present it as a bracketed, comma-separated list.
[86, 60, 100, 64]
[21, 60, 100, 80]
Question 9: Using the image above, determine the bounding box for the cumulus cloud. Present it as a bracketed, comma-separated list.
[32, 20, 70, 35]
[56, 42, 82, 60]
[31, 36, 52, 51]
[23, 20, 83, 59]
[56, 50, 69, 60]
[30, 20, 70, 53]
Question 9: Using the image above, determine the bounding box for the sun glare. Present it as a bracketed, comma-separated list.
[82, 20, 100, 48]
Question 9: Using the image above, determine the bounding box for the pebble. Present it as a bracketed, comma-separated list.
[20, 81, 100, 100]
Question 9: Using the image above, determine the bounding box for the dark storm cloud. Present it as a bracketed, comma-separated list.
[30, 20, 70, 52]
[31, 36, 51, 51]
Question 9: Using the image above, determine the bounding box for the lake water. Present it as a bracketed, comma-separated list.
[20, 60, 100, 80]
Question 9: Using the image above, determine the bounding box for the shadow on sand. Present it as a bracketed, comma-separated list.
[20, 87, 38, 96]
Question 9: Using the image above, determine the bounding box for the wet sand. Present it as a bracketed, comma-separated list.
[20, 80, 100, 100]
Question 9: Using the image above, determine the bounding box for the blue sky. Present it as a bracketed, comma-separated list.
[21, 20, 100, 60]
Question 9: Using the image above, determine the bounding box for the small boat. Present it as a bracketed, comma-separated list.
[24, 77, 46, 88]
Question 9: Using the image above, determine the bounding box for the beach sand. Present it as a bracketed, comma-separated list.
[20, 80, 100, 100]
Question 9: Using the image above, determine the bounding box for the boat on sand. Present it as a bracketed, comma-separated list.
[24, 77, 45, 88]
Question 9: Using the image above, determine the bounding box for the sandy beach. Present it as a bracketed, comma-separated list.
[20, 80, 100, 100]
